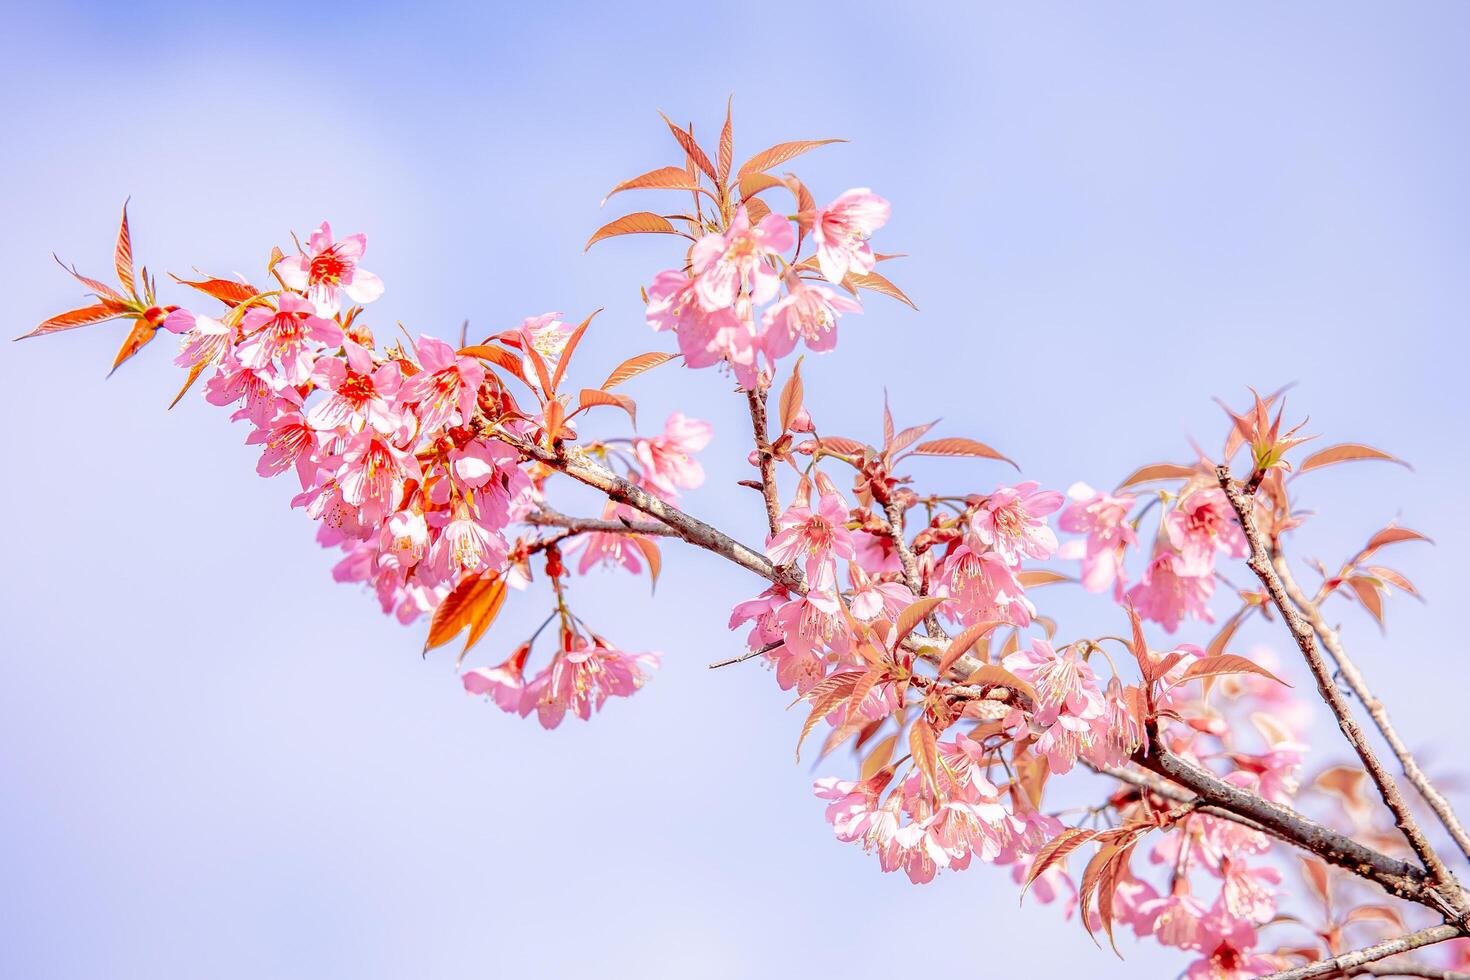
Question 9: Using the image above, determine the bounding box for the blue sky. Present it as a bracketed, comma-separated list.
[2, 2, 1467, 977]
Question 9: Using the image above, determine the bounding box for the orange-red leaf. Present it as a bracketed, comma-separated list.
[550, 309, 600, 394]
[171, 273, 260, 307]
[460, 343, 532, 387]
[17, 302, 128, 339]
[937, 621, 998, 677]
[738, 171, 785, 202]
[717, 96, 734, 186]
[1362, 525, 1431, 555]
[1345, 576, 1385, 626]
[1015, 570, 1073, 589]
[658, 113, 717, 182]
[895, 596, 947, 646]
[860, 733, 899, 781]
[1116, 462, 1197, 489]
[796, 671, 861, 761]
[1176, 654, 1289, 687]
[600, 350, 677, 389]
[585, 212, 680, 250]
[108, 319, 157, 374]
[115, 199, 137, 297]
[844, 270, 916, 310]
[908, 437, 1018, 470]
[425, 572, 507, 660]
[778, 356, 804, 433]
[908, 718, 941, 795]
[631, 536, 661, 590]
[1297, 442, 1407, 474]
[736, 139, 845, 177]
[962, 663, 1037, 706]
[602, 166, 708, 205]
[577, 388, 637, 426]
[1023, 827, 1096, 895]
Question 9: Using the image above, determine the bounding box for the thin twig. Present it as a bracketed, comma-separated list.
[525, 507, 679, 538]
[1218, 465, 1465, 911]
[708, 640, 780, 669]
[1262, 924, 1464, 980]
[1354, 962, 1470, 979]
[1272, 551, 1470, 866]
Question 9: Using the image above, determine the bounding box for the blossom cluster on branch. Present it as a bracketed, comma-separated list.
[22, 104, 1470, 979]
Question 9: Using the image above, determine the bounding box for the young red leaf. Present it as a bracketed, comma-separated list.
[1345, 576, 1385, 627]
[778, 357, 805, 433]
[585, 212, 681, 250]
[108, 320, 158, 375]
[860, 733, 899, 781]
[906, 437, 1018, 470]
[843, 270, 916, 310]
[796, 671, 861, 761]
[631, 536, 661, 591]
[961, 663, 1037, 707]
[894, 595, 947, 646]
[658, 113, 718, 182]
[460, 344, 532, 388]
[577, 388, 637, 426]
[425, 572, 507, 656]
[1015, 570, 1073, 589]
[907, 718, 941, 796]
[170, 274, 259, 308]
[16, 303, 128, 339]
[937, 621, 998, 677]
[1362, 525, 1431, 556]
[601, 166, 710, 205]
[1176, 654, 1289, 687]
[1023, 827, 1096, 896]
[114, 199, 137, 298]
[717, 96, 734, 186]
[736, 139, 845, 178]
[1116, 462, 1197, 489]
[1297, 442, 1407, 474]
[600, 350, 677, 390]
[549, 309, 601, 394]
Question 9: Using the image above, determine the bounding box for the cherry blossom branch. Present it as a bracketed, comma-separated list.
[1354, 963, 1470, 979]
[1272, 551, 1470, 865]
[525, 507, 679, 539]
[498, 428, 804, 592]
[1262, 924, 1464, 980]
[1217, 465, 1465, 908]
[743, 387, 782, 535]
[1136, 720, 1440, 906]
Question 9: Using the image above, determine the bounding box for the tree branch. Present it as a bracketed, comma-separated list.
[1263, 924, 1464, 980]
[525, 507, 679, 538]
[1136, 720, 1442, 908]
[1354, 963, 1470, 979]
[1272, 551, 1470, 866]
[744, 387, 781, 536]
[1217, 465, 1464, 909]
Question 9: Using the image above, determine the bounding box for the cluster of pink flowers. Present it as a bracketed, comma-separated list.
[1061, 481, 1246, 633]
[646, 190, 888, 387]
[34, 112, 1457, 978]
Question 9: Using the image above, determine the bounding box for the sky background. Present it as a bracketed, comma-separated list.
[2, 2, 1467, 977]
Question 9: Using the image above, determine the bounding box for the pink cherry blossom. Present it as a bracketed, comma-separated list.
[760, 280, 861, 358]
[1166, 488, 1248, 574]
[396, 334, 486, 434]
[969, 482, 1064, 566]
[1127, 552, 1215, 633]
[1058, 481, 1137, 594]
[633, 413, 712, 498]
[765, 492, 856, 585]
[236, 293, 344, 385]
[277, 221, 384, 317]
[689, 206, 794, 309]
[307, 340, 403, 433]
[812, 188, 890, 284]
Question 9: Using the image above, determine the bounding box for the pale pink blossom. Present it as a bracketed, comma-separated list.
[812, 188, 890, 284]
[236, 293, 344, 385]
[969, 482, 1064, 566]
[1127, 552, 1215, 633]
[462, 644, 530, 713]
[689, 206, 794, 309]
[1166, 488, 1247, 575]
[633, 413, 713, 498]
[937, 545, 1034, 627]
[397, 334, 486, 434]
[760, 281, 861, 358]
[765, 492, 855, 585]
[1058, 481, 1137, 594]
[277, 221, 384, 317]
[519, 638, 658, 729]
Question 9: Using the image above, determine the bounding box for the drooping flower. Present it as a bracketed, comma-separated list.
[633, 413, 713, 498]
[1127, 552, 1215, 633]
[1058, 481, 1137, 595]
[518, 638, 658, 729]
[761, 281, 862, 358]
[276, 221, 384, 317]
[812, 188, 890, 284]
[937, 545, 1034, 627]
[1165, 488, 1247, 575]
[462, 644, 531, 713]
